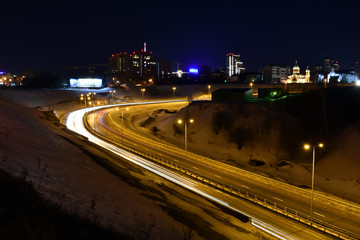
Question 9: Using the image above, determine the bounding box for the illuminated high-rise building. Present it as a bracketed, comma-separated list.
[354, 61, 360, 73]
[109, 43, 171, 85]
[324, 56, 331, 75]
[332, 60, 340, 71]
[263, 65, 291, 83]
[226, 53, 245, 78]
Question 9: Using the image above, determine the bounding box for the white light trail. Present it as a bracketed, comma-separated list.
[66, 102, 298, 240]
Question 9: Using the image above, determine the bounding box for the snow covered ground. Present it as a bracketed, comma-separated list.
[129, 99, 360, 204]
[0, 88, 275, 240]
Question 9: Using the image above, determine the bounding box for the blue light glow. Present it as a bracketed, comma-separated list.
[0, 72, 6, 75]
[189, 68, 199, 74]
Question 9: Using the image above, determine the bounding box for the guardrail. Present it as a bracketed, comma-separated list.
[104, 110, 360, 218]
[83, 112, 360, 240]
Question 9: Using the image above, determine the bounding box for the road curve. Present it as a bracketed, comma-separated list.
[65, 101, 352, 240]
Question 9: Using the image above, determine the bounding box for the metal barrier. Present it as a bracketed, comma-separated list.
[103, 110, 360, 218]
[83, 112, 360, 240]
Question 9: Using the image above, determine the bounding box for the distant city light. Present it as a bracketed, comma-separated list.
[176, 70, 183, 78]
[0, 71, 6, 75]
[70, 78, 102, 88]
[189, 68, 199, 74]
[356, 80, 360, 86]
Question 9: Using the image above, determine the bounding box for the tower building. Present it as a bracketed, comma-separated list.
[324, 56, 331, 75]
[226, 53, 245, 78]
[305, 66, 310, 82]
[293, 61, 300, 74]
[109, 43, 171, 85]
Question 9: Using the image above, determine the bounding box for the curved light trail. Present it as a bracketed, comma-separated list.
[65, 102, 355, 240]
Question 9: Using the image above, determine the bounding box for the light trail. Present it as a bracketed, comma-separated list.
[314, 212, 326, 218]
[99, 102, 360, 240]
[251, 219, 296, 240]
[274, 196, 284, 202]
[66, 102, 336, 240]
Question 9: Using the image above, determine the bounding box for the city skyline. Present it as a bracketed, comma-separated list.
[1, 0, 360, 73]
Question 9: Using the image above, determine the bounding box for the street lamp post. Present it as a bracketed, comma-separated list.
[91, 101, 96, 131]
[88, 92, 96, 131]
[109, 90, 115, 104]
[80, 94, 90, 107]
[172, 86, 176, 98]
[177, 118, 194, 168]
[141, 88, 146, 101]
[89, 92, 96, 100]
[80, 94, 85, 107]
[116, 107, 129, 146]
[304, 143, 324, 221]
[208, 85, 211, 94]
[87, 95, 91, 107]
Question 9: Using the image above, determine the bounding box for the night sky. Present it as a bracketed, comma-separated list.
[2, 0, 360, 74]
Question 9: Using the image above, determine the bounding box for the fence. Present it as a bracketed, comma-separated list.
[83, 112, 360, 240]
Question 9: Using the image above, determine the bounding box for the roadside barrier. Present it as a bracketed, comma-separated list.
[83, 112, 360, 240]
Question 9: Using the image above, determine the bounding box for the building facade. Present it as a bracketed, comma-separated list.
[285, 61, 310, 83]
[322, 68, 359, 83]
[212, 88, 253, 102]
[0, 72, 24, 86]
[109, 44, 171, 85]
[263, 65, 291, 83]
[226, 53, 245, 80]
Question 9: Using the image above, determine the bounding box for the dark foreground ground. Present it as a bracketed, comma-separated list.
[0, 169, 129, 240]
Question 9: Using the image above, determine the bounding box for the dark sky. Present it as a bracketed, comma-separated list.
[1, 0, 360, 73]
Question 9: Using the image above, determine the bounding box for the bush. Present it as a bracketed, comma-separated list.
[212, 111, 233, 135]
[229, 127, 253, 149]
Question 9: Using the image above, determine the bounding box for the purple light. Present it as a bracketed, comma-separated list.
[0, 72, 5, 75]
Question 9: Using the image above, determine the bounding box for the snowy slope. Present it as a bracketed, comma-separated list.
[0, 88, 274, 240]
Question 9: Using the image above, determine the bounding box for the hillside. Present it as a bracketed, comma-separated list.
[0, 168, 129, 240]
[137, 87, 360, 203]
[0, 88, 274, 240]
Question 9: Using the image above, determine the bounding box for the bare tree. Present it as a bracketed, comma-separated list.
[182, 225, 195, 240]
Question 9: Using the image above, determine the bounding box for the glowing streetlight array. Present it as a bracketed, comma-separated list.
[177, 118, 194, 167]
[303, 142, 324, 221]
[172, 86, 176, 98]
[141, 88, 146, 101]
[80, 93, 93, 107]
[116, 107, 129, 146]
[109, 90, 116, 104]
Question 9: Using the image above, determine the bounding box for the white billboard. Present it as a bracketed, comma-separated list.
[70, 78, 103, 88]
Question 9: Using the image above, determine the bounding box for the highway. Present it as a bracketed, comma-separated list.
[65, 101, 360, 240]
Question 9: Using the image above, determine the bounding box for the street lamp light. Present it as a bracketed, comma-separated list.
[141, 88, 146, 101]
[172, 87, 176, 98]
[80, 94, 86, 107]
[304, 143, 324, 221]
[88, 92, 96, 131]
[177, 118, 194, 168]
[208, 85, 211, 94]
[116, 107, 129, 146]
[89, 92, 96, 100]
[87, 95, 91, 107]
[109, 90, 116, 104]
